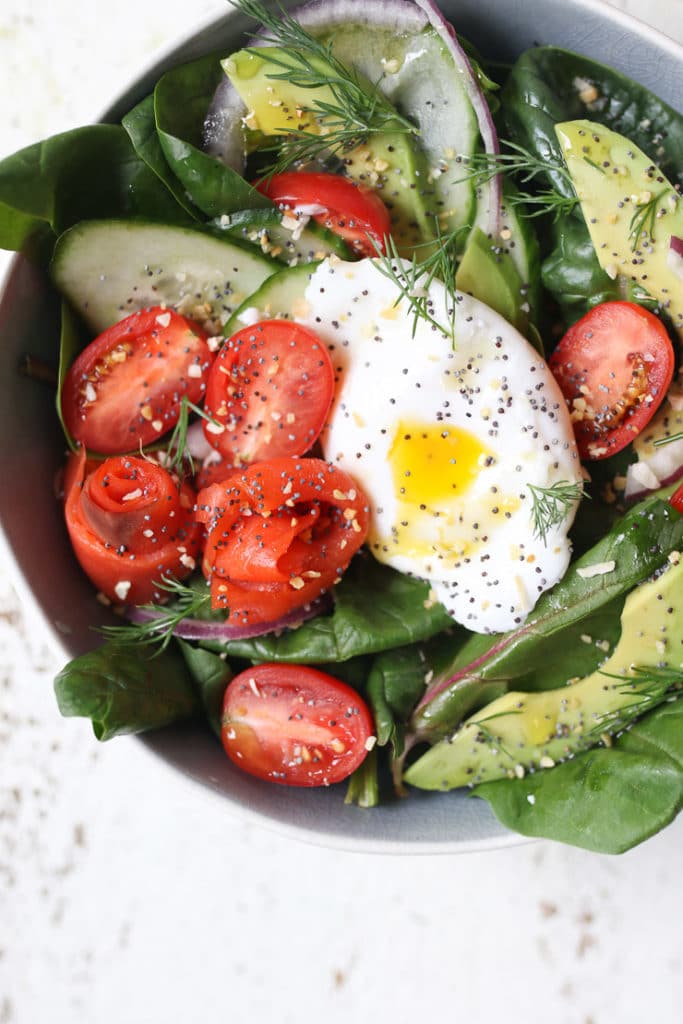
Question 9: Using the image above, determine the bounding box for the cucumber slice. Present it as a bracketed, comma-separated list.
[51, 220, 277, 334]
[211, 207, 352, 263]
[224, 261, 318, 335]
[317, 24, 479, 236]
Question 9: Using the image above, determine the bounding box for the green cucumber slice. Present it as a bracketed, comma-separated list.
[211, 207, 352, 264]
[224, 261, 318, 335]
[51, 219, 277, 333]
[317, 23, 479, 237]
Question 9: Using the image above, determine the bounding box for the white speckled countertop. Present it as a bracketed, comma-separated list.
[1, 3, 682, 1022]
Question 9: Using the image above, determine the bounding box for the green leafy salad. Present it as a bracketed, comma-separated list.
[2, 0, 682, 852]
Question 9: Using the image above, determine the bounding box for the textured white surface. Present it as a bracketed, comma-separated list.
[1, 2, 683, 1023]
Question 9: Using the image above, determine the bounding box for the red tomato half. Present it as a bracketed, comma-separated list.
[670, 484, 683, 515]
[549, 301, 674, 460]
[196, 457, 369, 625]
[62, 307, 213, 454]
[256, 172, 391, 256]
[202, 319, 334, 464]
[65, 449, 203, 605]
[221, 664, 375, 786]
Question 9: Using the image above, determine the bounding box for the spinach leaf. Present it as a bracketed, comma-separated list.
[56, 300, 87, 449]
[0, 124, 192, 258]
[412, 495, 683, 742]
[177, 640, 232, 739]
[154, 54, 270, 218]
[122, 95, 202, 220]
[204, 555, 456, 664]
[502, 46, 683, 195]
[475, 697, 683, 853]
[54, 639, 198, 740]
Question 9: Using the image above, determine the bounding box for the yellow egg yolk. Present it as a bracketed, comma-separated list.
[384, 420, 491, 559]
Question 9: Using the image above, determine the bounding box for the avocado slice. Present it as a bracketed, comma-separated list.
[224, 47, 440, 254]
[405, 554, 683, 790]
[555, 119, 683, 341]
[455, 227, 530, 336]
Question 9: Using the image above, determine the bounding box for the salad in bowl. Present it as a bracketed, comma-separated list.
[0, 0, 682, 853]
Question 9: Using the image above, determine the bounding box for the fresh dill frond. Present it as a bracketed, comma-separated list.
[369, 221, 468, 345]
[506, 189, 580, 222]
[234, 0, 417, 175]
[100, 576, 211, 654]
[528, 480, 585, 545]
[628, 188, 668, 252]
[654, 430, 683, 448]
[584, 665, 683, 742]
[453, 139, 573, 190]
[165, 396, 224, 476]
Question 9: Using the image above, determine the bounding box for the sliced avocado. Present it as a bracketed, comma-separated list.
[555, 119, 683, 340]
[456, 227, 530, 337]
[225, 46, 439, 254]
[224, 261, 317, 335]
[340, 134, 439, 254]
[223, 48, 337, 137]
[405, 554, 683, 790]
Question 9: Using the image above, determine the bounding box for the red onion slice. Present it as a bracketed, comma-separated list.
[411, 0, 501, 237]
[127, 594, 332, 641]
[667, 235, 683, 279]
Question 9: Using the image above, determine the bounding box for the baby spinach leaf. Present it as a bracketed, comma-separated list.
[122, 95, 202, 220]
[412, 495, 683, 742]
[54, 639, 199, 740]
[0, 125, 192, 258]
[177, 640, 232, 739]
[475, 697, 683, 853]
[154, 54, 270, 218]
[205, 556, 455, 664]
[56, 300, 87, 450]
[502, 46, 683, 196]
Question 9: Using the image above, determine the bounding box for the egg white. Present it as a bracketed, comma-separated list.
[296, 257, 582, 633]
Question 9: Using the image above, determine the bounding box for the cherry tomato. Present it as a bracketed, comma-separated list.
[221, 664, 375, 786]
[202, 319, 334, 464]
[64, 449, 203, 605]
[549, 301, 674, 460]
[670, 483, 683, 515]
[62, 307, 213, 454]
[195, 457, 369, 625]
[256, 172, 391, 256]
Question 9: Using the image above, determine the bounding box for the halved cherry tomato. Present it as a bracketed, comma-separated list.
[256, 172, 391, 256]
[202, 319, 334, 464]
[62, 307, 213, 454]
[670, 483, 683, 515]
[64, 450, 203, 605]
[549, 301, 674, 461]
[221, 664, 375, 786]
[195, 457, 369, 625]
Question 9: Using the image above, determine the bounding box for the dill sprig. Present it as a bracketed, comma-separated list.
[453, 139, 573, 189]
[164, 395, 224, 476]
[628, 188, 668, 252]
[369, 222, 467, 345]
[528, 480, 585, 545]
[506, 189, 579, 222]
[585, 665, 683, 742]
[654, 431, 683, 448]
[233, 0, 417, 175]
[100, 576, 211, 654]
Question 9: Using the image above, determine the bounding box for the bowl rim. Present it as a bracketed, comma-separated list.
[2, 0, 682, 856]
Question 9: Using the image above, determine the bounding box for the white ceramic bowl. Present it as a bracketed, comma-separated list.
[0, 0, 680, 852]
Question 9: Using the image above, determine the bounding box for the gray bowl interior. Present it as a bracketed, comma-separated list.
[0, 0, 680, 853]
